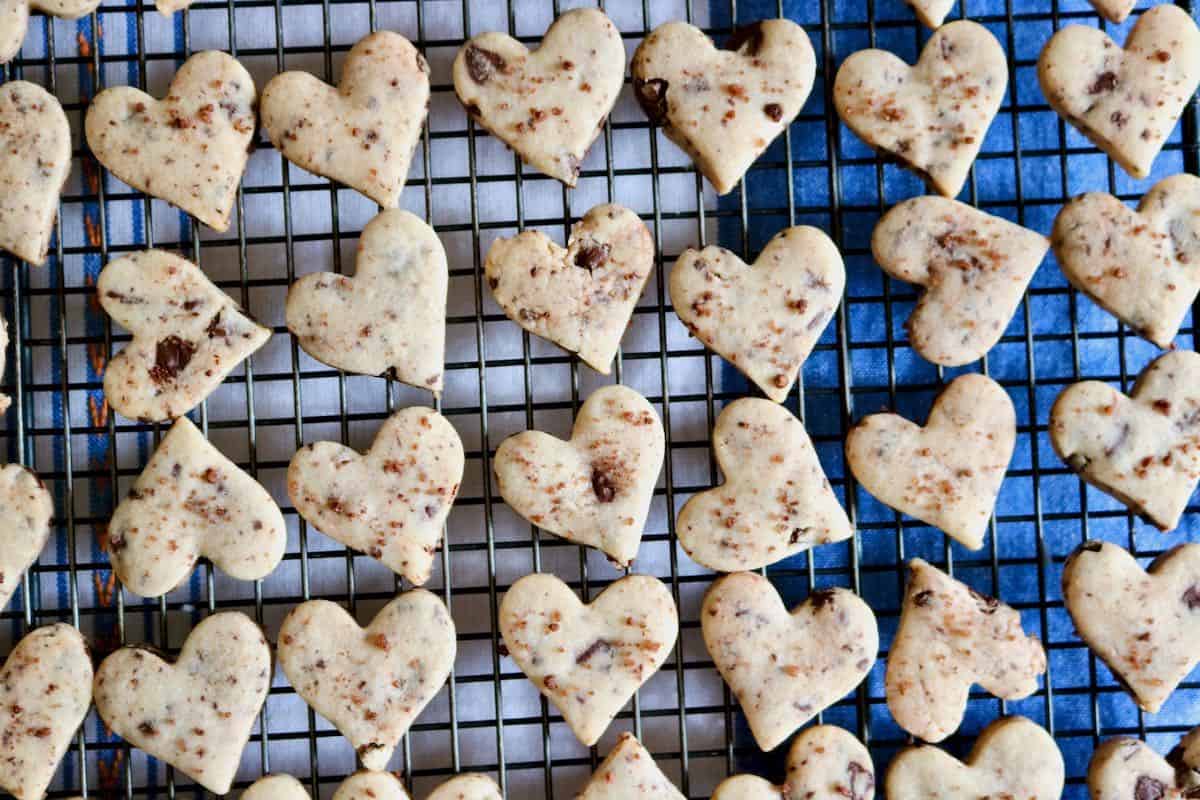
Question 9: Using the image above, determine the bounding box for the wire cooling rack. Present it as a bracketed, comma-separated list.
[2, 0, 1200, 797]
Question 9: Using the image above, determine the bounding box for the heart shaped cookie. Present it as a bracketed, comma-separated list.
[0, 0, 101, 64]
[1052, 174, 1200, 349]
[452, 8, 624, 186]
[711, 725, 875, 800]
[244, 771, 512, 800]
[243, 775, 311, 800]
[702, 572, 876, 752]
[1038, 4, 1200, 179]
[287, 407, 464, 586]
[85, 51, 256, 231]
[631, 20, 816, 194]
[0, 464, 53, 611]
[669, 225, 844, 402]
[1050, 350, 1200, 531]
[1089, 0, 1138, 23]
[93, 611, 271, 794]
[277, 590, 456, 770]
[1089, 726, 1200, 800]
[872, 196, 1049, 366]
[577, 733, 685, 800]
[262, 32, 429, 208]
[834, 21, 1007, 198]
[98, 249, 271, 422]
[499, 573, 678, 747]
[887, 559, 1045, 743]
[493, 384, 664, 567]
[485, 204, 653, 375]
[0, 624, 92, 800]
[903, 0, 955, 28]
[424, 775, 502, 800]
[845, 373, 1016, 549]
[0, 81, 71, 266]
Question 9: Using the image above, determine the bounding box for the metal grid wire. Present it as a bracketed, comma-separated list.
[2, 0, 1199, 797]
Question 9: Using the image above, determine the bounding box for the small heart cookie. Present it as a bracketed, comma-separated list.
[1038, 4, 1200, 179]
[493, 384, 664, 567]
[287, 407, 464, 586]
[0, 0, 101, 64]
[277, 590, 456, 770]
[669, 225, 844, 402]
[834, 21, 1007, 198]
[85, 51, 256, 231]
[1089, 726, 1200, 800]
[485, 204, 653, 375]
[94, 612, 271, 794]
[845, 373, 1016, 549]
[499, 573, 678, 747]
[711, 725, 875, 800]
[1089, 0, 1138, 23]
[0, 464, 53, 611]
[872, 196, 1049, 366]
[243, 775, 311, 800]
[0, 82, 71, 266]
[287, 209, 447, 390]
[262, 32, 429, 208]
[903, 0, 955, 29]
[576, 733, 685, 800]
[452, 8, 624, 186]
[98, 249, 271, 422]
[631, 20, 816, 194]
[887, 559, 1045, 743]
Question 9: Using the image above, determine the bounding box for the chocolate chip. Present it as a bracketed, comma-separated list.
[1183, 584, 1200, 610]
[1088, 71, 1118, 94]
[575, 638, 612, 664]
[1136, 775, 1167, 800]
[205, 311, 227, 339]
[138, 720, 158, 736]
[591, 467, 616, 503]
[465, 45, 506, 84]
[574, 242, 611, 271]
[726, 21, 765, 56]
[969, 587, 1000, 614]
[149, 336, 195, 385]
[912, 589, 934, 607]
[634, 77, 669, 125]
[810, 588, 837, 609]
[764, 102, 783, 122]
[848, 762, 874, 800]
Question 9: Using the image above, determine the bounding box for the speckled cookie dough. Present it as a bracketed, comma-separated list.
[499, 573, 677, 747]
[0, 464, 53, 612]
[834, 21, 1007, 198]
[287, 209, 447, 390]
[1049, 350, 1200, 531]
[492, 384, 664, 567]
[98, 249, 271, 422]
[85, 51, 256, 231]
[845, 373, 1015, 549]
[631, 20, 815, 195]
[243, 775, 311, 800]
[701, 572, 876, 752]
[1052, 174, 1200, 349]
[711, 725, 875, 800]
[1038, 4, 1200, 180]
[0, 624, 92, 800]
[669, 226, 844, 403]
[452, 8, 624, 186]
[1089, 726, 1200, 800]
[485, 204, 654, 375]
[287, 407, 464, 586]
[0, 0, 101, 64]
[0, 82, 70, 267]
[872, 196, 1049, 366]
[93, 612, 270, 795]
[576, 733, 685, 800]
[277, 590, 456, 771]
[903, 0, 955, 28]
[886, 559, 1045, 743]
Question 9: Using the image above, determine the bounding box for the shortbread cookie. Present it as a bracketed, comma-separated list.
[702, 572, 876, 751]
[904, 0, 955, 28]
[631, 20, 816, 194]
[0, 0, 102, 64]
[485, 204, 653, 375]
[94, 612, 270, 794]
[493, 384, 664, 566]
[1089, 726, 1200, 800]
[335, 772, 501, 800]
[287, 209, 447, 390]
[834, 21, 1007, 198]
[711, 725, 875, 800]
[85, 51, 256, 231]
[499, 573, 677, 747]
[0, 316, 10, 412]
[669, 226, 844, 402]
[1088, 0, 1137, 23]
[453, 8, 624, 186]
[872, 197, 1049, 366]
[887, 559, 1045, 743]
[845, 373, 1015, 549]
[0, 464, 53, 611]
[98, 249, 271, 422]
[576, 733, 685, 800]
[0, 82, 71, 266]
[425, 775, 502, 800]
[243, 775, 311, 800]
[287, 407, 464, 586]
[1038, 4, 1200, 179]
[1049, 350, 1200, 531]
[277, 590, 456, 770]
[1052, 174, 1200, 349]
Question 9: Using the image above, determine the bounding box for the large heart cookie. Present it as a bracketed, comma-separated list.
[834, 21, 1007, 198]
[277, 590, 456, 770]
[1038, 4, 1200, 179]
[485, 204, 653, 375]
[711, 725, 875, 800]
[262, 32, 429, 208]
[0, 464, 53, 611]
[887, 559, 1045, 742]
[631, 20, 816, 195]
[670, 225, 844, 402]
[872, 196, 1049, 366]
[0, 0, 101, 64]
[94, 611, 271, 794]
[452, 8, 624, 186]
[287, 407, 464, 586]
[493, 384, 664, 567]
[0, 82, 71, 266]
[904, 0, 955, 29]
[576, 733, 685, 800]
[499, 573, 678, 747]
[1089, 726, 1200, 800]
[1052, 174, 1200, 349]
[845, 373, 1015, 549]
[98, 249, 271, 422]
[85, 51, 256, 231]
